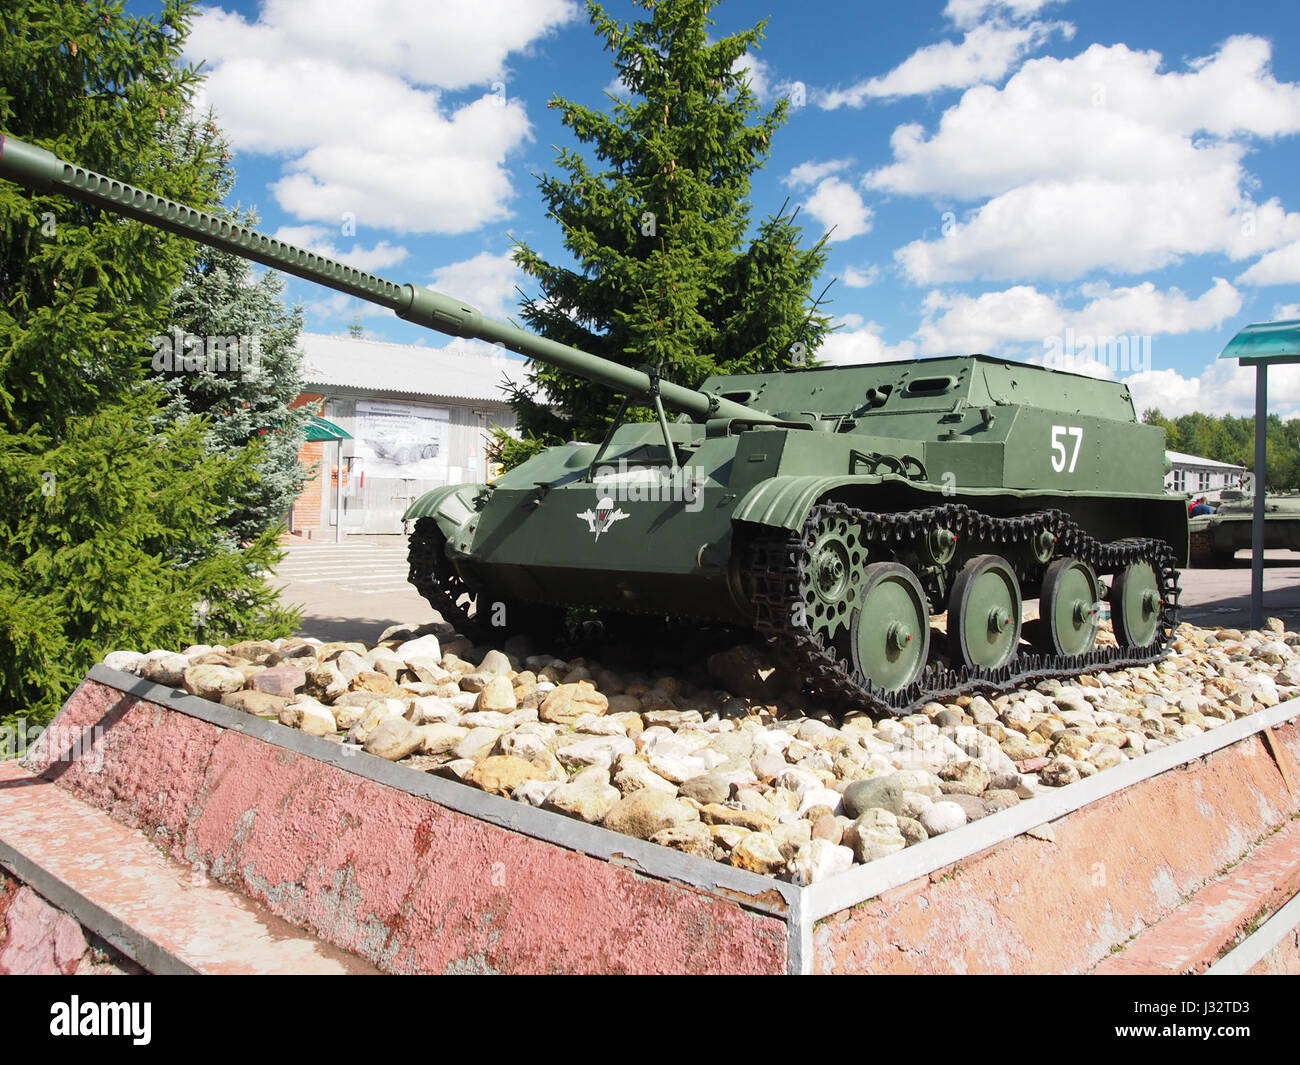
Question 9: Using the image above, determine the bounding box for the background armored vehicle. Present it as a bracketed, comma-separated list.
[1189, 489, 1300, 565]
[0, 135, 1185, 715]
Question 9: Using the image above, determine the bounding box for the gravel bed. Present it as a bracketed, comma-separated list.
[101, 618, 1300, 885]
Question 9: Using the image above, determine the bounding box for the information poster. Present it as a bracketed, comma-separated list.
[353, 400, 450, 479]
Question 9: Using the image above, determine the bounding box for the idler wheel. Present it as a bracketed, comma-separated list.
[849, 562, 931, 693]
[1111, 560, 1162, 648]
[949, 554, 1022, 669]
[1035, 557, 1101, 656]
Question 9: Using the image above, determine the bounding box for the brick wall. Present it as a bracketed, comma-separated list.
[295, 440, 324, 529]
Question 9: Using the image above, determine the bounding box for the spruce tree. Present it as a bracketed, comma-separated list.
[0, 0, 298, 723]
[502, 0, 831, 464]
[156, 113, 312, 545]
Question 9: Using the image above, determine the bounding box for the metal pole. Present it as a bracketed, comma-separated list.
[1251, 363, 1266, 629]
[335, 439, 344, 544]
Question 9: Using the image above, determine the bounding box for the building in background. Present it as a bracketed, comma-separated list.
[289, 333, 527, 535]
[1164, 449, 1247, 502]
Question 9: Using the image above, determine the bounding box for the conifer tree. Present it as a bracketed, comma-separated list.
[0, 0, 299, 722]
[155, 114, 312, 545]
[502, 0, 831, 464]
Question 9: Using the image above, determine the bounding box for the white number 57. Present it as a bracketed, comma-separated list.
[1051, 425, 1083, 473]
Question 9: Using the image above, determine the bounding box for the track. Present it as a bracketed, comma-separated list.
[407, 505, 1181, 718]
[746, 501, 1181, 716]
[407, 517, 480, 635]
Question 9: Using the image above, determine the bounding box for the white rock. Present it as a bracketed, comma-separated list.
[461, 710, 513, 729]
[299, 702, 338, 737]
[900, 790, 933, 820]
[512, 779, 559, 806]
[335, 650, 368, 679]
[396, 634, 442, 663]
[648, 751, 711, 784]
[102, 650, 143, 674]
[556, 735, 636, 772]
[409, 696, 460, 725]
[753, 728, 793, 753]
[787, 839, 855, 885]
[368, 646, 405, 677]
[920, 801, 967, 836]
[711, 764, 759, 789]
[139, 651, 190, 687]
[613, 757, 679, 796]
[419, 723, 469, 756]
[797, 787, 844, 816]
[1241, 674, 1279, 707]
[345, 701, 405, 744]
[574, 714, 627, 736]
[772, 768, 823, 801]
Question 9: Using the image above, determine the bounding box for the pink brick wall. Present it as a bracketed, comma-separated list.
[32, 681, 788, 974]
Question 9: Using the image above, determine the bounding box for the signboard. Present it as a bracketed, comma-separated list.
[353, 400, 450, 479]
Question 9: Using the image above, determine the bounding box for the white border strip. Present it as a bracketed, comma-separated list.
[1205, 889, 1300, 975]
[803, 696, 1300, 923]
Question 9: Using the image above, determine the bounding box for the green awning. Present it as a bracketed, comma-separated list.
[303, 415, 351, 442]
[1219, 319, 1300, 365]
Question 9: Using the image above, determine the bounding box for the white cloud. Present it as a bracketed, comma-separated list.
[801, 178, 873, 240]
[896, 173, 1298, 282]
[187, 1, 577, 235]
[1272, 303, 1300, 320]
[1126, 359, 1300, 420]
[819, 315, 917, 365]
[1238, 240, 1300, 287]
[190, 0, 577, 91]
[734, 53, 806, 109]
[871, 37, 1300, 283]
[785, 162, 872, 239]
[429, 251, 526, 320]
[734, 54, 770, 100]
[914, 279, 1241, 354]
[944, 0, 1062, 30]
[843, 264, 881, 288]
[784, 159, 852, 188]
[271, 224, 409, 273]
[820, 20, 1069, 107]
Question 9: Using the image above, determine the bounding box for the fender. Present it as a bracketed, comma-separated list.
[402, 484, 479, 541]
[731, 473, 899, 531]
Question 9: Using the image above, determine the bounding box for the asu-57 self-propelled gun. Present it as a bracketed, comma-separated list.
[0, 134, 1185, 715]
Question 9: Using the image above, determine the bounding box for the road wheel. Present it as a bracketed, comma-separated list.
[849, 562, 930, 692]
[949, 554, 1022, 669]
[1111, 560, 1162, 648]
[1035, 558, 1101, 656]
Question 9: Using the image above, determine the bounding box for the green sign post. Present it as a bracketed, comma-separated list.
[1218, 320, 1300, 628]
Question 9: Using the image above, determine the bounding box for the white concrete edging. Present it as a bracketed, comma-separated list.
[801, 696, 1300, 924]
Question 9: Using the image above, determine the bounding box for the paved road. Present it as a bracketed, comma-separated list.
[276, 535, 433, 644]
[274, 536, 1300, 645]
[1176, 550, 1300, 629]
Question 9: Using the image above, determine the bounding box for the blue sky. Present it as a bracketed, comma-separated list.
[133, 0, 1300, 417]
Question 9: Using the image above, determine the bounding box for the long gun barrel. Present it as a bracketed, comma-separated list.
[0, 134, 782, 426]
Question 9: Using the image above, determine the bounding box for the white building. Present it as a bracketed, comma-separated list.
[1164, 449, 1247, 501]
[292, 333, 529, 534]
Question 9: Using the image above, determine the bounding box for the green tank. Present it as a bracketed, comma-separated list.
[1188, 489, 1300, 565]
[0, 134, 1185, 715]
